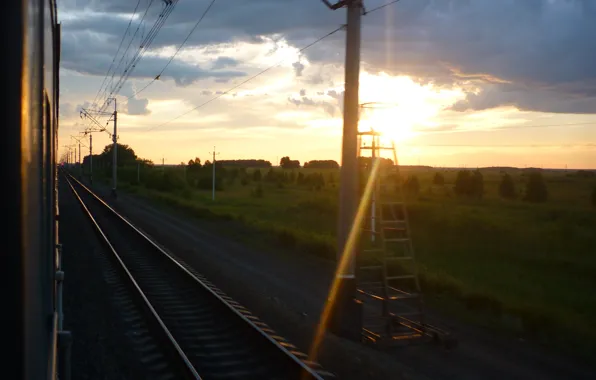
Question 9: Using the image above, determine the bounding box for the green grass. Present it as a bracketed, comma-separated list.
[99, 166, 596, 357]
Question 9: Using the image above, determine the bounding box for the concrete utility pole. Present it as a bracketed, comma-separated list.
[322, 0, 363, 338]
[209, 146, 220, 201]
[80, 97, 117, 195]
[89, 134, 93, 185]
[111, 98, 118, 198]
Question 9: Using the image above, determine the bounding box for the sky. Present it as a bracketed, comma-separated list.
[58, 0, 596, 169]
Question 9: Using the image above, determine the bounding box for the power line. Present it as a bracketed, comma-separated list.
[146, 0, 408, 132]
[128, 0, 218, 100]
[97, 0, 156, 110]
[364, 0, 402, 15]
[103, 1, 175, 106]
[146, 24, 345, 132]
[92, 0, 143, 109]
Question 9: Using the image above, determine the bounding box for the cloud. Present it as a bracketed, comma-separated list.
[288, 94, 337, 116]
[127, 97, 151, 115]
[292, 61, 305, 77]
[413, 124, 459, 133]
[450, 83, 596, 114]
[58, 0, 596, 114]
[212, 56, 240, 69]
[60, 102, 76, 118]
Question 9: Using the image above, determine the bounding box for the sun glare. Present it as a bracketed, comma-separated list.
[357, 72, 456, 143]
[359, 105, 418, 143]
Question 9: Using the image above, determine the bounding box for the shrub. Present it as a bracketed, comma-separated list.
[252, 184, 263, 198]
[433, 172, 445, 186]
[454, 170, 472, 197]
[404, 175, 420, 197]
[454, 169, 483, 198]
[499, 173, 516, 199]
[472, 169, 484, 198]
[523, 171, 548, 203]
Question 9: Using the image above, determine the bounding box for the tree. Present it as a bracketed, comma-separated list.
[454, 169, 483, 198]
[252, 169, 262, 182]
[99, 143, 137, 167]
[188, 157, 201, 167]
[433, 172, 445, 186]
[499, 173, 516, 199]
[280, 156, 300, 169]
[471, 169, 484, 199]
[454, 170, 472, 197]
[523, 171, 548, 202]
[404, 175, 420, 197]
[303, 160, 339, 169]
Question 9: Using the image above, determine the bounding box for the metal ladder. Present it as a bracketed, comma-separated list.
[356, 130, 426, 345]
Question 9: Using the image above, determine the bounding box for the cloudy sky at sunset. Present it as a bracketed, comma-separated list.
[58, 0, 596, 169]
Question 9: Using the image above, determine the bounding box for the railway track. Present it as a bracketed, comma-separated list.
[65, 173, 334, 380]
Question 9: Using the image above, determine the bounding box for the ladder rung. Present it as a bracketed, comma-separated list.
[387, 274, 416, 280]
[358, 289, 420, 301]
[393, 311, 423, 318]
[380, 220, 407, 225]
[360, 146, 394, 150]
[362, 229, 382, 235]
[362, 248, 384, 254]
[384, 238, 410, 243]
[382, 227, 407, 232]
[388, 292, 420, 300]
[359, 281, 384, 287]
[386, 256, 413, 261]
[359, 265, 383, 270]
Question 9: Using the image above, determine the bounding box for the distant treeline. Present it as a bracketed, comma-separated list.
[219, 159, 272, 168]
[303, 160, 339, 169]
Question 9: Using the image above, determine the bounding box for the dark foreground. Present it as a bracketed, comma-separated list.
[63, 178, 596, 380]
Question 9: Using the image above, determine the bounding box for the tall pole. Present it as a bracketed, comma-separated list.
[78, 142, 82, 177]
[324, 0, 362, 338]
[209, 146, 220, 200]
[89, 134, 93, 185]
[111, 98, 118, 197]
[371, 134, 376, 243]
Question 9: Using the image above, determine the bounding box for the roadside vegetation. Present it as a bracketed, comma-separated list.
[73, 143, 596, 356]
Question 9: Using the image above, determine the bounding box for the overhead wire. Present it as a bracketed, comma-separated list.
[96, 0, 156, 111]
[91, 0, 143, 109]
[104, 0, 179, 102]
[364, 0, 402, 15]
[145, 0, 405, 132]
[128, 0, 219, 100]
[146, 25, 345, 132]
[143, 0, 596, 139]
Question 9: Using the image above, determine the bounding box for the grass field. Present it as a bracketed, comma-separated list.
[94, 164, 596, 355]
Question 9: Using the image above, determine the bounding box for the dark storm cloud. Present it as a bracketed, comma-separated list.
[59, 0, 596, 113]
[60, 29, 246, 85]
[449, 83, 596, 114]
